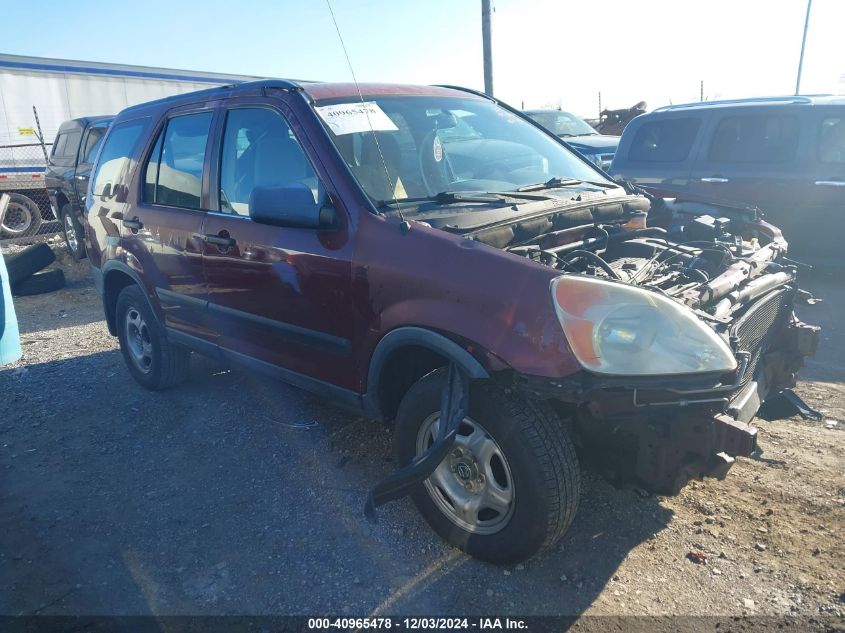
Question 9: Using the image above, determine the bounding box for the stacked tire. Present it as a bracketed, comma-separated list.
[4, 243, 65, 296]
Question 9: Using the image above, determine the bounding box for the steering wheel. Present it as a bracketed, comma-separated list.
[417, 130, 455, 196]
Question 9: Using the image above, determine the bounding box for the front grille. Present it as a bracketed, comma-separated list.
[731, 287, 793, 387]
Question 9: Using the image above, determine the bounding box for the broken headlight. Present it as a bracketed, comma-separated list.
[551, 275, 737, 375]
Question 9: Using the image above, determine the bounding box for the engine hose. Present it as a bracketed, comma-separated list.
[563, 249, 621, 280]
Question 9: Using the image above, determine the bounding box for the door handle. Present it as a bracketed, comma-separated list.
[700, 177, 729, 183]
[815, 180, 845, 187]
[123, 218, 143, 230]
[203, 233, 236, 247]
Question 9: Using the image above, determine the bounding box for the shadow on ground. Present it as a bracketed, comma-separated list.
[0, 348, 672, 616]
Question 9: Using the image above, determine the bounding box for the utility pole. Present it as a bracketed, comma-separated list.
[795, 0, 812, 95]
[481, 0, 494, 96]
[700, 80, 704, 102]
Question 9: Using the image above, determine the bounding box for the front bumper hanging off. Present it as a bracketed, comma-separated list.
[519, 315, 821, 494]
[364, 363, 469, 520]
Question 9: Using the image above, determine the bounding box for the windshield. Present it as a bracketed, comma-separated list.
[314, 96, 606, 205]
[525, 110, 597, 137]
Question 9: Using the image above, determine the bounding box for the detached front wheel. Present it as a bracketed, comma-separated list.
[395, 369, 581, 563]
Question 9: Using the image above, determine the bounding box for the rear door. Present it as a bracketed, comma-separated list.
[689, 108, 801, 227]
[610, 114, 703, 197]
[121, 104, 218, 345]
[201, 97, 357, 391]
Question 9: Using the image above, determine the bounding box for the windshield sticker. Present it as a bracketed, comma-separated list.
[433, 136, 443, 162]
[315, 102, 398, 136]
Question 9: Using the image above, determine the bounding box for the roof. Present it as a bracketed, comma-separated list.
[55, 115, 114, 133]
[654, 95, 845, 112]
[117, 80, 484, 118]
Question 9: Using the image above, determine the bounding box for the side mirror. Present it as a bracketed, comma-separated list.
[249, 183, 337, 229]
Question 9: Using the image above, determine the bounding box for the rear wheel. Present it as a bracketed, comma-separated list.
[0, 193, 42, 238]
[115, 285, 189, 390]
[395, 369, 581, 563]
[61, 204, 86, 260]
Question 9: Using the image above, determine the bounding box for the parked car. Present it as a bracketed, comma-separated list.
[85, 80, 818, 563]
[524, 109, 619, 170]
[610, 96, 845, 260]
[45, 116, 113, 258]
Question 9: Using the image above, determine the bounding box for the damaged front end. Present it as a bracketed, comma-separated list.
[492, 194, 821, 493]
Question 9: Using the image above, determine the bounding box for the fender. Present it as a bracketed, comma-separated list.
[363, 326, 490, 418]
[99, 260, 156, 335]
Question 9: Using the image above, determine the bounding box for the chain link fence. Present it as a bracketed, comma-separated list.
[0, 142, 60, 245]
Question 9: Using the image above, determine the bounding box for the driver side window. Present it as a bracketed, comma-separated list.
[219, 108, 318, 216]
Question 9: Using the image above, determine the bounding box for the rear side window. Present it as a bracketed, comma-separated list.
[90, 121, 146, 197]
[144, 112, 212, 209]
[51, 131, 81, 159]
[51, 133, 67, 158]
[818, 117, 845, 163]
[628, 118, 701, 162]
[709, 115, 799, 162]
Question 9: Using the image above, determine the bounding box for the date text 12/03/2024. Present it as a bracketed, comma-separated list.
[307, 617, 528, 629]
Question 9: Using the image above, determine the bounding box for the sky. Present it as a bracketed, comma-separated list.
[2, 0, 843, 118]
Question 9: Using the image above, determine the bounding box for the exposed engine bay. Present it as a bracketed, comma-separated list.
[457, 192, 821, 492]
[501, 199, 800, 316]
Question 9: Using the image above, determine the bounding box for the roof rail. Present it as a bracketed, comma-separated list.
[435, 85, 497, 102]
[231, 78, 305, 91]
[653, 95, 831, 112]
[119, 78, 306, 115]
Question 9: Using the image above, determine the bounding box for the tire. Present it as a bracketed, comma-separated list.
[11, 269, 65, 296]
[0, 193, 43, 238]
[4, 243, 56, 286]
[60, 204, 87, 260]
[115, 285, 190, 390]
[395, 369, 581, 564]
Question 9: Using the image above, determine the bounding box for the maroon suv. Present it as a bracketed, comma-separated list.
[84, 80, 819, 563]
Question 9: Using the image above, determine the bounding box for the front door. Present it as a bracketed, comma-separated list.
[73, 122, 109, 207]
[201, 100, 357, 390]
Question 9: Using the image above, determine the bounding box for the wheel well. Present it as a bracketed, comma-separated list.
[103, 270, 137, 335]
[54, 192, 70, 215]
[376, 345, 449, 422]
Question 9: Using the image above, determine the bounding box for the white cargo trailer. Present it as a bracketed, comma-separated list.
[0, 54, 259, 240]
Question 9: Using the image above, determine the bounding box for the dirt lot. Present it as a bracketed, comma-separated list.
[1, 243, 843, 621]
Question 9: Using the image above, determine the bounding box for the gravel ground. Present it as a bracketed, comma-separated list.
[0, 243, 843, 620]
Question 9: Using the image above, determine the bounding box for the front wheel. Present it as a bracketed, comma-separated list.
[395, 369, 581, 563]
